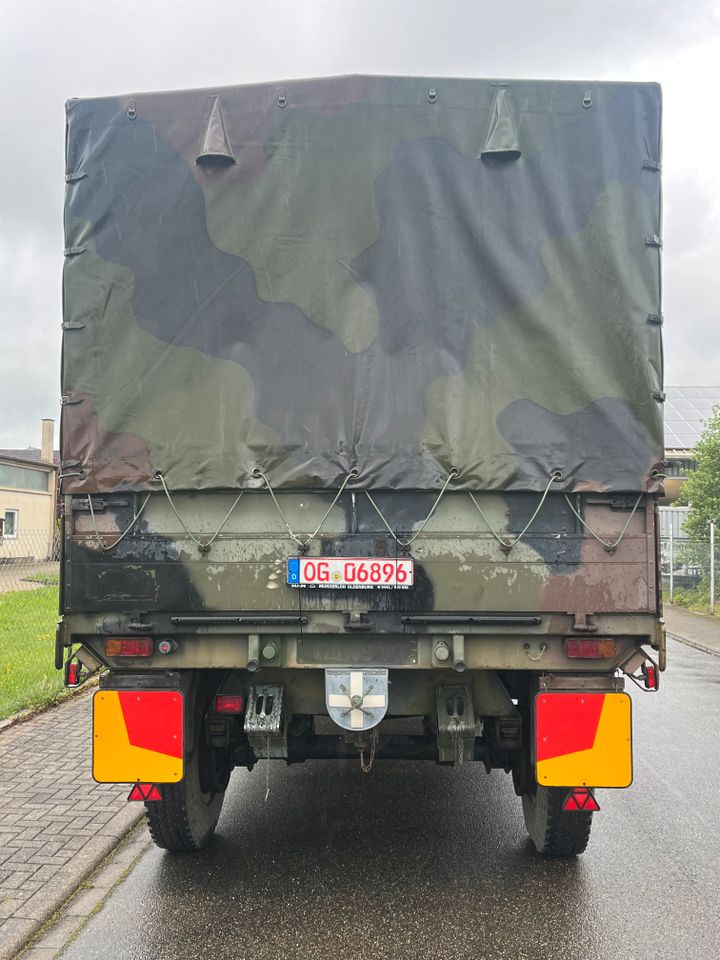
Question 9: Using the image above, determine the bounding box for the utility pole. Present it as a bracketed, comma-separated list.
[711, 520, 716, 616]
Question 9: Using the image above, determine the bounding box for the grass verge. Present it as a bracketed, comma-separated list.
[670, 585, 717, 616]
[21, 573, 60, 585]
[0, 585, 63, 720]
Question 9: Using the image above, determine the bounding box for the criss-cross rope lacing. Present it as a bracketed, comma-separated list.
[88, 466, 642, 558]
[251, 467, 358, 550]
[562, 493, 643, 553]
[87, 480, 243, 555]
[154, 471, 244, 554]
[364, 468, 460, 548]
[467, 471, 563, 553]
[87, 493, 152, 552]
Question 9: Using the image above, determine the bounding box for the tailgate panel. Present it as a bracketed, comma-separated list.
[67, 491, 655, 618]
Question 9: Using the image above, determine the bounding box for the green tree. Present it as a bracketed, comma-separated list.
[681, 406, 720, 538]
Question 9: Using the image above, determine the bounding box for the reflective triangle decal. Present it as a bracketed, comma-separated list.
[128, 783, 163, 802]
[562, 787, 600, 812]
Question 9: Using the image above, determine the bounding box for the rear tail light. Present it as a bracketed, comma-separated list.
[565, 638, 616, 659]
[214, 694, 244, 714]
[105, 637, 153, 657]
[642, 661, 659, 690]
[65, 661, 81, 687]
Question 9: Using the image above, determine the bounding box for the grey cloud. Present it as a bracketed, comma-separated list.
[1, 0, 718, 444]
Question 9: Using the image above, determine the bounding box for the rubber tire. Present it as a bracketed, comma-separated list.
[145, 707, 227, 853]
[522, 786, 593, 857]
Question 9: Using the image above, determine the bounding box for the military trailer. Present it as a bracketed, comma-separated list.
[58, 75, 665, 857]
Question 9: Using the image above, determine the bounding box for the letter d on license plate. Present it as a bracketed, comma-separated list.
[287, 557, 413, 589]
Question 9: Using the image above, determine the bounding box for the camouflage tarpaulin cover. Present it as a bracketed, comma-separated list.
[61, 76, 663, 494]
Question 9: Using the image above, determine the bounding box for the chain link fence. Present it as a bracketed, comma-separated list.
[661, 524, 720, 614]
[0, 528, 62, 719]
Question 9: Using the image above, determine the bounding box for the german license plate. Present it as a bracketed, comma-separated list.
[287, 557, 414, 589]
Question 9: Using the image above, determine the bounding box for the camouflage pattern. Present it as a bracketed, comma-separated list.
[63, 487, 661, 731]
[64, 488, 658, 635]
[62, 76, 663, 495]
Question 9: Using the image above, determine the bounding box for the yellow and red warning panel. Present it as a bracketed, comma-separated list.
[93, 690, 183, 784]
[535, 692, 632, 788]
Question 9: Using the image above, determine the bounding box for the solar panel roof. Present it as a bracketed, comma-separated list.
[664, 386, 720, 450]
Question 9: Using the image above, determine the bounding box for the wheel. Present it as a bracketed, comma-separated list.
[145, 693, 231, 853]
[521, 785, 593, 857]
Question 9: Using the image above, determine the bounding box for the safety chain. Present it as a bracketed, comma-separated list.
[264, 731, 271, 802]
[364, 468, 460, 548]
[467, 471, 563, 553]
[251, 467, 358, 550]
[563, 492, 643, 553]
[525, 642, 548, 662]
[359, 727, 379, 774]
[451, 721, 464, 765]
[87, 492, 152, 552]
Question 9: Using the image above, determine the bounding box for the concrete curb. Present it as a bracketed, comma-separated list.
[15, 824, 152, 960]
[667, 631, 720, 660]
[1, 805, 144, 960]
[0, 678, 99, 734]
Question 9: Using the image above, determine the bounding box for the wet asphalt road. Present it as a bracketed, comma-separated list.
[63, 637, 720, 960]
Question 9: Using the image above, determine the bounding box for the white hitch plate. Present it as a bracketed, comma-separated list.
[325, 668, 389, 732]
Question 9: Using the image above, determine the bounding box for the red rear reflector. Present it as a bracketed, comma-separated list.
[105, 637, 153, 657]
[565, 638, 616, 659]
[643, 663, 658, 690]
[66, 662, 81, 686]
[562, 787, 600, 812]
[128, 783, 163, 802]
[214, 695, 244, 714]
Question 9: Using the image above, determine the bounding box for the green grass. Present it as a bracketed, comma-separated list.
[21, 573, 60, 586]
[670, 584, 716, 616]
[0, 586, 64, 719]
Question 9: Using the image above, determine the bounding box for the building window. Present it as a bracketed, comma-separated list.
[3, 509, 18, 538]
[0, 463, 49, 492]
[664, 458, 697, 478]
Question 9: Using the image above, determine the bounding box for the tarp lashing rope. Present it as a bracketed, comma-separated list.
[85, 469, 642, 555]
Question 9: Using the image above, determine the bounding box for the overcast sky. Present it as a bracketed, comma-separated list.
[1, 0, 718, 448]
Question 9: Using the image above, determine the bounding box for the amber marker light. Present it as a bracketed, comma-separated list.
[105, 637, 154, 657]
[564, 638, 616, 659]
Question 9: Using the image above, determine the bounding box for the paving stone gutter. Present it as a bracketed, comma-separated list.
[0, 689, 144, 960]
